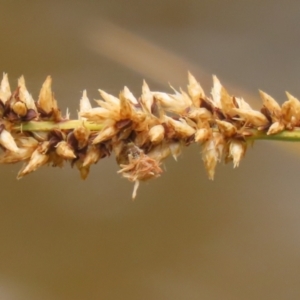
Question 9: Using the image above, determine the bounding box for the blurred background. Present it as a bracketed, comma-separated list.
[0, 1, 300, 299]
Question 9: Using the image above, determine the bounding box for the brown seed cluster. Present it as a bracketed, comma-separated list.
[0, 73, 299, 198]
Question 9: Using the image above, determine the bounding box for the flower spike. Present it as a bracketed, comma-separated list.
[0, 73, 299, 197]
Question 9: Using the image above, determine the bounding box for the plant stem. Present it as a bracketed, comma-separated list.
[13, 120, 103, 132]
[246, 129, 300, 142]
[12, 121, 300, 142]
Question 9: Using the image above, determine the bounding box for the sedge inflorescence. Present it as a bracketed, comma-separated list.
[0, 73, 299, 198]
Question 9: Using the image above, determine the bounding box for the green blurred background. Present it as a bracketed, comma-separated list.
[1, 1, 300, 299]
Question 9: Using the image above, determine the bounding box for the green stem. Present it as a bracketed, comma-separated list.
[246, 129, 300, 142]
[12, 121, 300, 142]
[13, 120, 103, 132]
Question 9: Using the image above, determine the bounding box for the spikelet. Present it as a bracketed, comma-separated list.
[0, 73, 11, 104]
[0, 72, 299, 197]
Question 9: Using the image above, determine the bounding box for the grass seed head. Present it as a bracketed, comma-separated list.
[1, 72, 299, 197]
